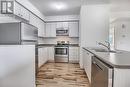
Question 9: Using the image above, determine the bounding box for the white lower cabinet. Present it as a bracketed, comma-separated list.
[38, 47, 48, 67]
[83, 48, 93, 83]
[38, 46, 54, 67]
[47, 47, 55, 62]
[69, 47, 79, 63]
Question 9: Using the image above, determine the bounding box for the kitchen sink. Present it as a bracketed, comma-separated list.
[92, 48, 119, 53]
[95, 50, 117, 53]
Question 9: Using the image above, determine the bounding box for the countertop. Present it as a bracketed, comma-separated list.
[83, 47, 130, 68]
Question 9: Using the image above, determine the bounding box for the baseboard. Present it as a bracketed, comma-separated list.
[47, 60, 55, 63]
[69, 60, 79, 64]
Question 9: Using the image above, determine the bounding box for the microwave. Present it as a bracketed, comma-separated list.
[56, 29, 69, 36]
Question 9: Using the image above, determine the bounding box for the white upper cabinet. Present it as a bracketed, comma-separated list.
[69, 22, 79, 37]
[45, 23, 56, 37]
[56, 22, 62, 28]
[45, 23, 51, 37]
[56, 22, 69, 29]
[63, 22, 69, 29]
[45, 22, 79, 37]
[30, 13, 45, 37]
[21, 7, 30, 21]
[14, 2, 30, 21]
[29, 13, 37, 26]
[38, 19, 45, 37]
[51, 23, 56, 37]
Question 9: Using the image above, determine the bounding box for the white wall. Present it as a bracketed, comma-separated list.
[110, 0, 130, 22]
[110, 0, 130, 51]
[79, 4, 109, 68]
[112, 18, 130, 51]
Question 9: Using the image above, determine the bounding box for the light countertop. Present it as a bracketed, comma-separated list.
[83, 47, 130, 68]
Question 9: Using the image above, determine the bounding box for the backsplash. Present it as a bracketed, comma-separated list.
[38, 36, 79, 44]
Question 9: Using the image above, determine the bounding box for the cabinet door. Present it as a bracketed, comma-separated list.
[48, 47, 54, 62]
[38, 48, 43, 67]
[21, 7, 30, 21]
[69, 47, 79, 63]
[83, 49, 88, 70]
[14, 2, 30, 21]
[56, 22, 62, 28]
[69, 22, 79, 37]
[38, 19, 45, 37]
[41, 21, 45, 37]
[38, 47, 48, 67]
[85, 51, 92, 83]
[30, 13, 45, 37]
[83, 49, 92, 83]
[30, 13, 37, 26]
[14, 2, 21, 17]
[43, 47, 48, 63]
[45, 23, 56, 37]
[50, 23, 56, 37]
[63, 22, 69, 29]
[45, 23, 51, 37]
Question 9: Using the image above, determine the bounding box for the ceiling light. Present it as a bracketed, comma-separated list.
[51, 2, 67, 10]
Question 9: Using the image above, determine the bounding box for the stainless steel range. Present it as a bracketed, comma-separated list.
[55, 41, 69, 63]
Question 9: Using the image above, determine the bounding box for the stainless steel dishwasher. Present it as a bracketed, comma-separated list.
[91, 56, 113, 87]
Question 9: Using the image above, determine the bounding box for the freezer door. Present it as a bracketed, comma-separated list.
[0, 23, 21, 44]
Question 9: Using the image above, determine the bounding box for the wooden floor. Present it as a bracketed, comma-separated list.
[36, 63, 90, 87]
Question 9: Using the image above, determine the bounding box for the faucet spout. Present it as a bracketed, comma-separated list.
[98, 41, 111, 51]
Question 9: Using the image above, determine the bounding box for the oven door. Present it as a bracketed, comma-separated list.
[55, 47, 68, 56]
[55, 47, 69, 62]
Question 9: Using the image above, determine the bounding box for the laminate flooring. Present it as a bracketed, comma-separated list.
[36, 63, 90, 87]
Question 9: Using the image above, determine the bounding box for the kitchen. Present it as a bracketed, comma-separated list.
[0, 0, 130, 87]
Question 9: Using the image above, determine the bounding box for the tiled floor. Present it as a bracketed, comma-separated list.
[36, 63, 90, 87]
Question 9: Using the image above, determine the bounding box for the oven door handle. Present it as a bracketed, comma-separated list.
[55, 47, 68, 49]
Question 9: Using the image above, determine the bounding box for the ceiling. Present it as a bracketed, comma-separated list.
[110, 0, 130, 12]
[29, 0, 130, 16]
[29, 0, 82, 16]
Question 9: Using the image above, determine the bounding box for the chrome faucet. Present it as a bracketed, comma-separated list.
[98, 41, 111, 51]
